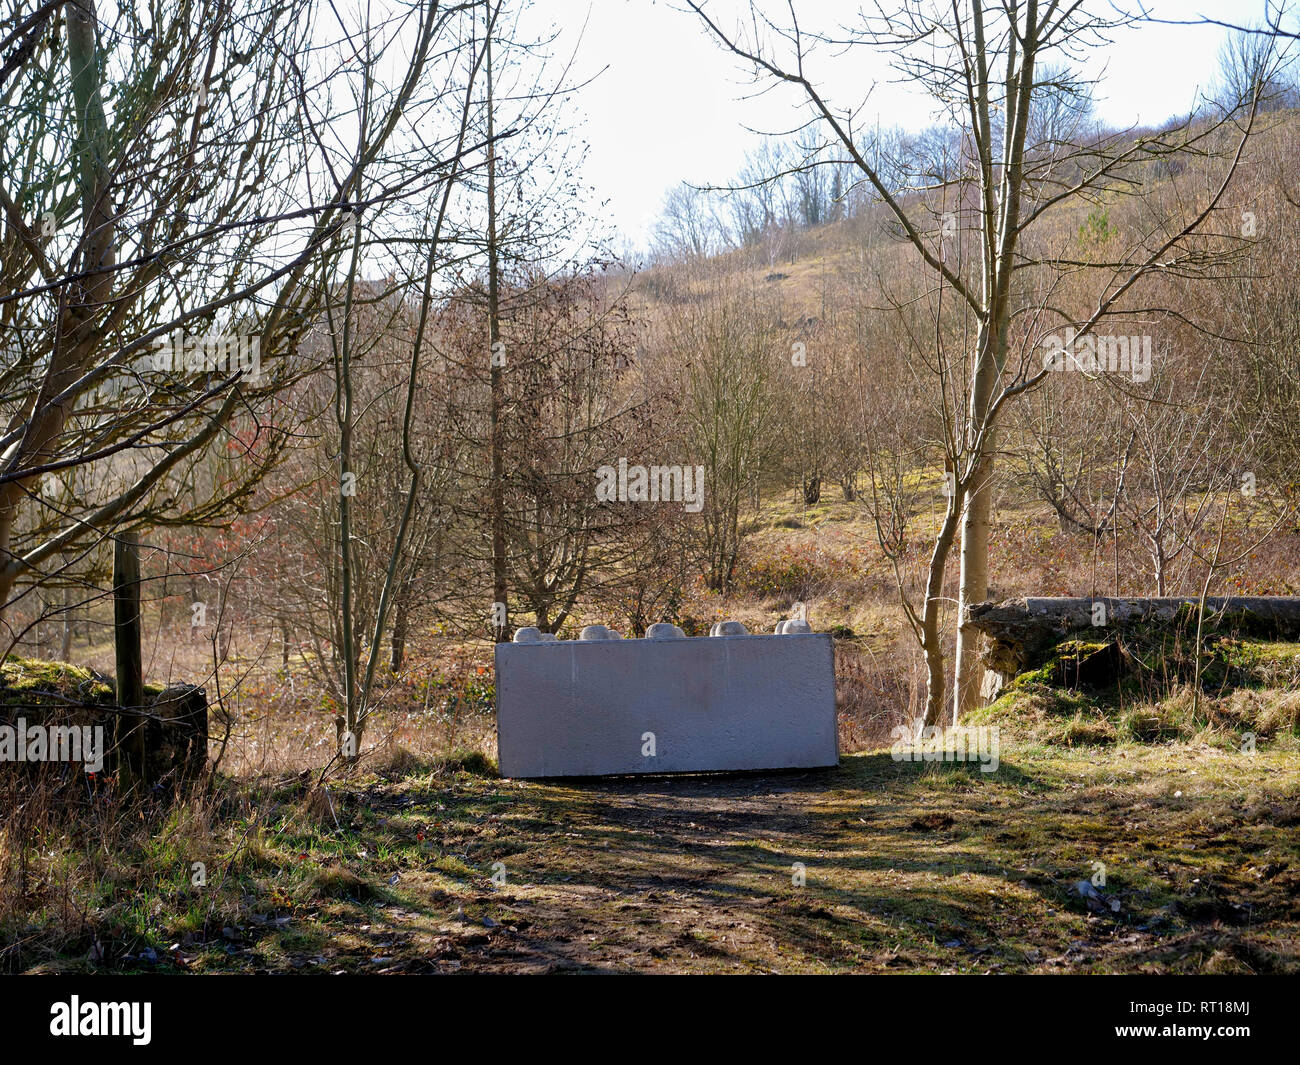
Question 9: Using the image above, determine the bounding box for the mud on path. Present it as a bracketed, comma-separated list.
[313, 743, 1300, 974]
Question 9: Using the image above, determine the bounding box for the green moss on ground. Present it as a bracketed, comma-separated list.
[973, 634, 1300, 748]
[0, 656, 167, 708]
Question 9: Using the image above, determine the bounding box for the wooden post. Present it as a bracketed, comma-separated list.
[114, 533, 146, 793]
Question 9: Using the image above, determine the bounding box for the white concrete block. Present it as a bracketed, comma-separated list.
[495, 631, 838, 778]
[579, 624, 621, 640]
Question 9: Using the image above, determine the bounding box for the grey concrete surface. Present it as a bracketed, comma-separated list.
[495, 630, 838, 778]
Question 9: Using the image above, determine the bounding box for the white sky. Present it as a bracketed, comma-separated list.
[518, 0, 1289, 249]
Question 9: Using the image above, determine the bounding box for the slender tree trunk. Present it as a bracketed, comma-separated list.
[953, 8, 1036, 723]
[390, 592, 408, 671]
[60, 584, 73, 660]
[919, 499, 962, 729]
[336, 210, 361, 760]
[954, 298, 1009, 722]
[954, 443, 995, 722]
[485, 22, 508, 642]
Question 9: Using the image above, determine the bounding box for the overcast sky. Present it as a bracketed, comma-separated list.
[516, 0, 1289, 249]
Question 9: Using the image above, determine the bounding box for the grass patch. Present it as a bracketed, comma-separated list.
[5, 726, 1295, 974]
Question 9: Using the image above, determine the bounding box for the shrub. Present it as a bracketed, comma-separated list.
[731, 543, 863, 602]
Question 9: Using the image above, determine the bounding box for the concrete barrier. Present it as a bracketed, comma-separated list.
[495, 622, 838, 778]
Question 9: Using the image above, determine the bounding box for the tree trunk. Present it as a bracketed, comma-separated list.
[0, 1, 115, 616]
[954, 300, 1007, 722]
[390, 593, 408, 671]
[485, 23, 508, 642]
[917, 498, 963, 729]
[954, 445, 994, 722]
[60, 584, 73, 660]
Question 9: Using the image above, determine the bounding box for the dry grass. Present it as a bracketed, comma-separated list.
[6, 734, 1297, 974]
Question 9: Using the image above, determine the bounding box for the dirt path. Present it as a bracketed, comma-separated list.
[424, 772, 829, 973]
[316, 744, 1299, 974]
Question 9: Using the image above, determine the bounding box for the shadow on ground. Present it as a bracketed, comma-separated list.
[333, 744, 1298, 974]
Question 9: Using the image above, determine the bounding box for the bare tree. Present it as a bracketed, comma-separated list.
[665, 275, 777, 594]
[0, 0, 477, 650]
[1215, 22, 1298, 113]
[652, 181, 724, 261]
[684, 0, 1262, 725]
